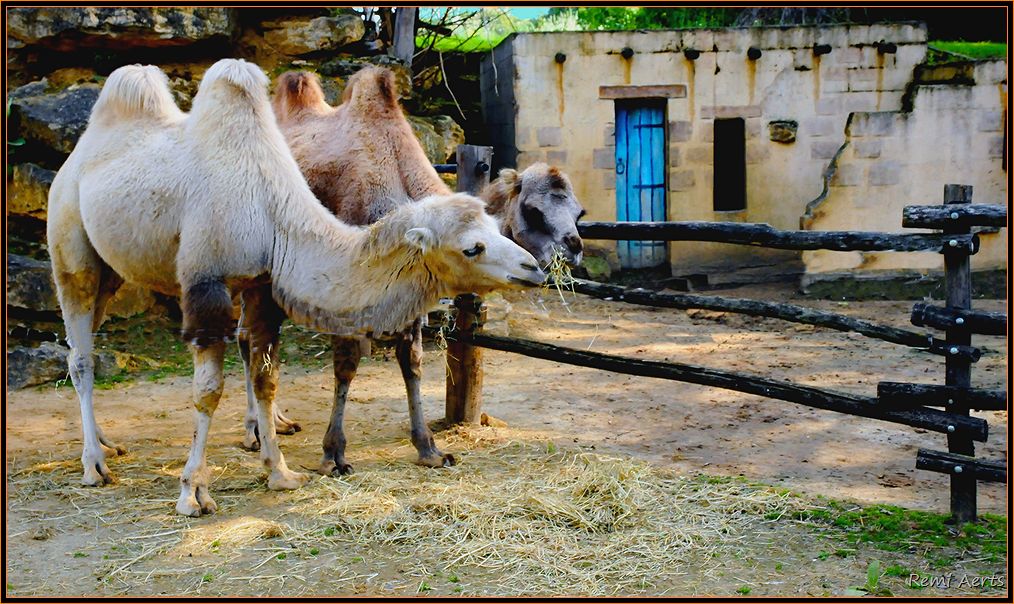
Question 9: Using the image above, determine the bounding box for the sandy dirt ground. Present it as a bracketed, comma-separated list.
[5, 282, 1008, 596]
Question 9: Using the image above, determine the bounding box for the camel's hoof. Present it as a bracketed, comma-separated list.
[319, 459, 354, 477]
[274, 423, 298, 436]
[241, 432, 261, 452]
[81, 462, 115, 486]
[416, 452, 456, 468]
[176, 496, 203, 517]
[267, 469, 311, 491]
[101, 443, 128, 457]
[196, 487, 218, 515]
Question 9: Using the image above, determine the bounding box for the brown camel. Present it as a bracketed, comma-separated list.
[237, 67, 585, 475]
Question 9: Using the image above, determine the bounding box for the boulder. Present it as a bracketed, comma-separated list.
[6, 254, 155, 318]
[319, 54, 412, 98]
[8, 80, 101, 155]
[6, 8, 236, 51]
[261, 12, 364, 56]
[408, 115, 465, 164]
[7, 342, 68, 390]
[7, 163, 56, 221]
[7, 254, 58, 312]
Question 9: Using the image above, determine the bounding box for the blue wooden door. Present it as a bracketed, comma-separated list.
[615, 100, 667, 269]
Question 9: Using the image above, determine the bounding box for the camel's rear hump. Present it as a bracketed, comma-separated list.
[90, 64, 183, 123]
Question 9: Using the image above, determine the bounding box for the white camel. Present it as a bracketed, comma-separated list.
[47, 59, 545, 516]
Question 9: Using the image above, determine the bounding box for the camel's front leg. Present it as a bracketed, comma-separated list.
[399, 318, 455, 468]
[176, 341, 225, 517]
[239, 329, 300, 452]
[242, 286, 310, 491]
[319, 336, 362, 476]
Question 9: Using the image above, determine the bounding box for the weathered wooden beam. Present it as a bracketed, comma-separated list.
[878, 382, 1006, 411]
[445, 331, 989, 442]
[455, 145, 492, 195]
[926, 340, 982, 363]
[599, 84, 687, 99]
[577, 221, 978, 253]
[444, 294, 485, 425]
[902, 204, 1007, 229]
[942, 184, 976, 523]
[916, 449, 1007, 483]
[566, 278, 937, 349]
[912, 302, 1007, 336]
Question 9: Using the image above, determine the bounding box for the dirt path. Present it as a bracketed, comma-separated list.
[5, 283, 1008, 596]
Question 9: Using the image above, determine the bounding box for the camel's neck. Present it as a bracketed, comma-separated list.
[269, 205, 441, 335]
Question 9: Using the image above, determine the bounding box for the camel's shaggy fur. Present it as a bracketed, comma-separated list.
[47, 59, 544, 517]
[247, 67, 584, 471]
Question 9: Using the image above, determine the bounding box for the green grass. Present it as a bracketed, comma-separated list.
[416, 33, 506, 53]
[797, 500, 1007, 564]
[928, 41, 1007, 63]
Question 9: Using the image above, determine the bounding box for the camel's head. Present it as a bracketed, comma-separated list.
[406, 194, 546, 295]
[495, 163, 586, 268]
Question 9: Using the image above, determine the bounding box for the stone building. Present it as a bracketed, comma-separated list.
[479, 22, 1007, 285]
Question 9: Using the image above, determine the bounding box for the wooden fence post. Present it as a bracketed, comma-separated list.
[391, 8, 417, 67]
[445, 293, 486, 424]
[942, 183, 976, 524]
[455, 144, 492, 195]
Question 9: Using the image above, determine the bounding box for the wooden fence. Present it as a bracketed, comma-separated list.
[441, 183, 1007, 524]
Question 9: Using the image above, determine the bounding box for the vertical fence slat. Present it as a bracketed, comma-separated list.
[943, 184, 976, 524]
[455, 144, 492, 195]
[445, 294, 486, 424]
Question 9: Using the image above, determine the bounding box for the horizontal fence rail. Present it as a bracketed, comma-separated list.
[878, 382, 1007, 411]
[577, 221, 979, 253]
[911, 303, 1008, 336]
[902, 204, 1008, 229]
[916, 449, 1007, 483]
[444, 330, 988, 442]
[564, 278, 938, 349]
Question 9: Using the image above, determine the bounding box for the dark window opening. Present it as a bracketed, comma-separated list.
[713, 118, 747, 212]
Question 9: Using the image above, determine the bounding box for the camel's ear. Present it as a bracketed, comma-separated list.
[405, 227, 436, 252]
[498, 169, 522, 196]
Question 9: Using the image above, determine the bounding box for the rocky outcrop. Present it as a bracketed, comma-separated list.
[8, 80, 101, 156]
[261, 12, 364, 56]
[408, 115, 466, 164]
[319, 54, 412, 98]
[7, 164, 56, 221]
[7, 254, 58, 312]
[6, 8, 236, 50]
[7, 253, 155, 318]
[7, 342, 69, 389]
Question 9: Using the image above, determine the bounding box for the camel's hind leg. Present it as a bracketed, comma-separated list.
[176, 340, 226, 517]
[319, 335, 363, 476]
[399, 318, 455, 468]
[51, 227, 125, 485]
[241, 285, 309, 491]
[238, 307, 300, 452]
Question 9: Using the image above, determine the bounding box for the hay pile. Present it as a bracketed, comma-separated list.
[8, 426, 802, 596]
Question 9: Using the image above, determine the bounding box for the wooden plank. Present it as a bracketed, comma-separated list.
[648, 103, 667, 266]
[902, 204, 1007, 229]
[444, 294, 485, 424]
[578, 221, 978, 253]
[878, 382, 1006, 411]
[599, 84, 687, 99]
[911, 303, 1007, 336]
[444, 331, 989, 442]
[455, 145, 492, 195]
[916, 449, 1007, 483]
[942, 184, 976, 524]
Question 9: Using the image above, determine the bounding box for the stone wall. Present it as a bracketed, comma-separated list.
[801, 59, 1008, 285]
[480, 23, 1005, 278]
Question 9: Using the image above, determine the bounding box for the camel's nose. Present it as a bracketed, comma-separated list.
[563, 233, 583, 254]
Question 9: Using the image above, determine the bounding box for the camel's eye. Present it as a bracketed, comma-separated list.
[463, 243, 485, 258]
[521, 202, 548, 232]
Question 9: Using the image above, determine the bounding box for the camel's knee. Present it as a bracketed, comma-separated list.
[332, 338, 361, 382]
[252, 364, 278, 401]
[396, 339, 423, 381]
[67, 350, 95, 385]
[193, 375, 224, 415]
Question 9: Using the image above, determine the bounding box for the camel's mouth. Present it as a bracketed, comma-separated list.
[507, 273, 546, 288]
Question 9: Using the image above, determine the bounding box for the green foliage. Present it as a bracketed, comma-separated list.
[736, 585, 751, 595]
[928, 41, 1007, 63]
[546, 7, 738, 31]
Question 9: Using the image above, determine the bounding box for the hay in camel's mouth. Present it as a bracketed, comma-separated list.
[7, 425, 804, 596]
